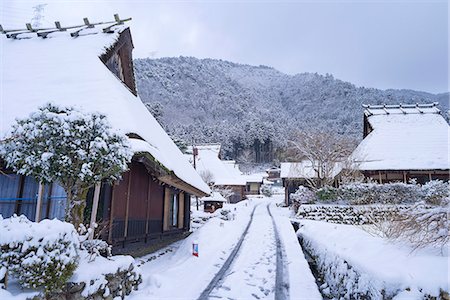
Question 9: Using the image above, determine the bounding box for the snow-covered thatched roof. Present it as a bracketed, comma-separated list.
[186, 145, 246, 186]
[200, 191, 227, 203]
[0, 22, 210, 195]
[280, 161, 342, 179]
[280, 161, 318, 179]
[242, 173, 265, 183]
[352, 103, 450, 171]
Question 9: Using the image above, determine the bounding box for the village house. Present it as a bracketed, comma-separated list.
[0, 17, 210, 252]
[281, 161, 341, 205]
[266, 166, 282, 185]
[186, 144, 246, 203]
[351, 103, 450, 183]
[242, 174, 265, 195]
[201, 191, 227, 213]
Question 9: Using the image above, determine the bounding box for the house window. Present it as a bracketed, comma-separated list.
[0, 173, 67, 221]
[172, 193, 179, 227]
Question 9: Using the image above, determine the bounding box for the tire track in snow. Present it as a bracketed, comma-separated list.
[267, 203, 290, 300]
[197, 204, 260, 300]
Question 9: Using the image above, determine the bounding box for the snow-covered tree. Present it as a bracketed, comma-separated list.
[0, 103, 132, 228]
[289, 130, 356, 190]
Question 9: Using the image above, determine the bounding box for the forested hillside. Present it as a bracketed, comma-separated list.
[134, 57, 448, 162]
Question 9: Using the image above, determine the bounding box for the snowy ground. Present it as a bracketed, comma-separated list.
[129, 196, 320, 300]
[297, 219, 449, 298]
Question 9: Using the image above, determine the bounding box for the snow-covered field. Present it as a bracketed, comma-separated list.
[297, 219, 449, 298]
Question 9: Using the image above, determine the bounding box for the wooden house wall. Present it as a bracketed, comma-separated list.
[108, 160, 191, 248]
[363, 170, 450, 184]
[245, 182, 261, 195]
[220, 185, 245, 203]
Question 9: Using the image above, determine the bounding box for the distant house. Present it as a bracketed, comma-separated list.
[201, 192, 227, 213]
[351, 103, 450, 183]
[186, 145, 246, 203]
[0, 19, 210, 251]
[242, 174, 265, 195]
[266, 167, 281, 185]
[281, 161, 341, 205]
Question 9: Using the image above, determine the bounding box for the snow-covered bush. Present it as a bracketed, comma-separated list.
[0, 215, 79, 294]
[290, 186, 316, 211]
[261, 184, 273, 197]
[81, 239, 112, 261]
[422, 180, 450, 205]
[316, 186, 337, 202]
[336, 181, 423, 204]
[0, 103, 133, 228]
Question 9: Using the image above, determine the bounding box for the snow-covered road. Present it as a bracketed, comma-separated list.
[128, 196, 321, 300]
[205, 202, 284, 300]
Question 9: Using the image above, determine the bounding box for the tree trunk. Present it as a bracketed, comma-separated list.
[65, 188, 89, 229]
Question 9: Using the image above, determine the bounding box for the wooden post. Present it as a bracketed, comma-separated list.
[145, 177, 152, 241]
[35, 182, 44, 222]
[163, 188, 170, 231]
[124, 171, 132, 239]
[403, 171, 407, 183]
[107, 185, 116, 244]
[378, 171, 383, 184]
[178, 192, 184, 229]
[429, 173, 432, 182]
[88, 183, 101, 240]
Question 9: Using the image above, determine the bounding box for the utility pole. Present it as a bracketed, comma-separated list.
[193, 145, 199, 210]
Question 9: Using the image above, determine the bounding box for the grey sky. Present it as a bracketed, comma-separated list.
[1, 0, 448, 93]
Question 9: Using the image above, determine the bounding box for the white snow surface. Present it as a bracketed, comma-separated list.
[0, 26, 209, 195]
[352, 110, 450, 171]
[298, 219, 449, 297]
[200, 191, 227, 202]
[281, 160, 341, 179]
[129, 197, 321, 299]
[186, 145, 246, 186]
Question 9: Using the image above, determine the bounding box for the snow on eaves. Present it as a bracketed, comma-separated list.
[352, 109, 450, 171]
[0, 26, 210, 195]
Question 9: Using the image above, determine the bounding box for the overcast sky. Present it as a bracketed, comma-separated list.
[1, 0, 448, 93]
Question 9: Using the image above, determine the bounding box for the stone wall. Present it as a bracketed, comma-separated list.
[30, 263, 141, 300]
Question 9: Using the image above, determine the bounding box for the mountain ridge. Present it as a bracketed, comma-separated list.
[134, 56, 449, 161]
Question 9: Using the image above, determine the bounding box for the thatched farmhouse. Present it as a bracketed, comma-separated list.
[351, 103, 449, 183]
[0, 18, 210, 251]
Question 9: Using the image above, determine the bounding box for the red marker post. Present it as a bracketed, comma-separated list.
[193, 240, 199, 257]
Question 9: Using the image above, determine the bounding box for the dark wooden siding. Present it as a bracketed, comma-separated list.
[148, 179, 164, 234]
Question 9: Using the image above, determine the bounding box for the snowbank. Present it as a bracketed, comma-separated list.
[297, 220, 449, 298]
[270, 205, 322, 299]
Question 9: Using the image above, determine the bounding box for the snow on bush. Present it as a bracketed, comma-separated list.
[261, 184, 273, 197]
[422, 180, 450, 205]
[290, 186, 316, 212]
[0, 103, 133, 228]
[312, 180, 449, 205]
[337, 181, 422, 204]
[0, 215, 79, 294]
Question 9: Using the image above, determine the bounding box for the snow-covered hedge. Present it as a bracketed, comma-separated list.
[297, 180, 450, 205]
[296, 205, 410, 225]
[0, 215, 79, 294]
